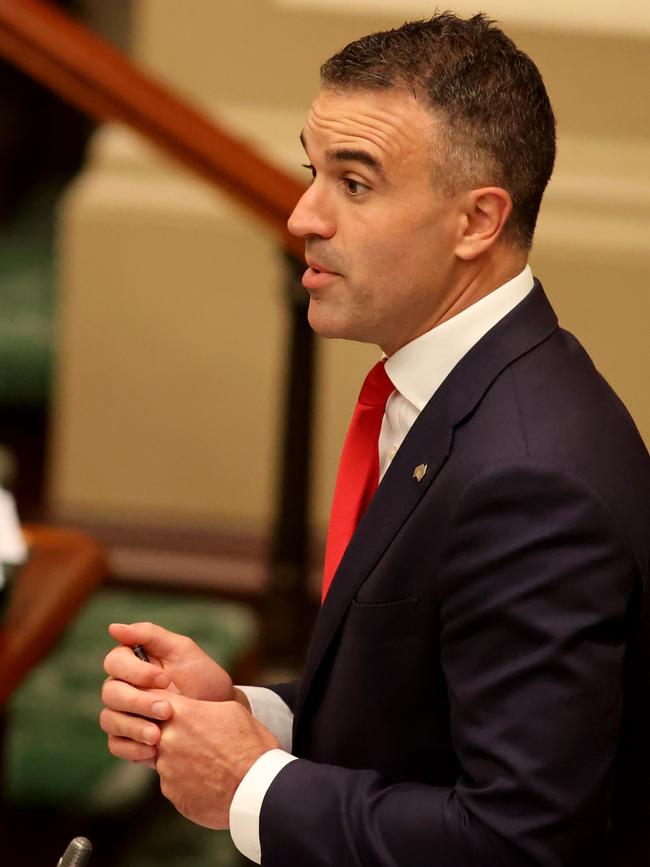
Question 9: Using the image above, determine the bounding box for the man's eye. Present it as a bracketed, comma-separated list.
[343, 178, 369, 196]
[301, 163, 316, 178]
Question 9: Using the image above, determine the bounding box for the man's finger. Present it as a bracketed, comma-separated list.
[109, 622, 195, 662]
[99, 708, 161, 746]
[108, 734, 157, 763]
[101, 679, 172, 720]
[103, 645, 171, 688]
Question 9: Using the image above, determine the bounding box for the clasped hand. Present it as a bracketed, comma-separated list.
[100, 622, 280, 829]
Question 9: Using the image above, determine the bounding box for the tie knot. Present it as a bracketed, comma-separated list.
[358, 360, 394, 407]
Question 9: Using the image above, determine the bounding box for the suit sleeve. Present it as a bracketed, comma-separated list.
[258, 463, 636, 867]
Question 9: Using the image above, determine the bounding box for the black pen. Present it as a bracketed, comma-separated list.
[133, 644, 150, 663]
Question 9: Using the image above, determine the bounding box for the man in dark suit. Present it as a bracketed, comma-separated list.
[101, 13, 650, 865]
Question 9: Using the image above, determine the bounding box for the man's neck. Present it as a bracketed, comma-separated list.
[436, 250, 528, 329]
[381, 248, 529, 356]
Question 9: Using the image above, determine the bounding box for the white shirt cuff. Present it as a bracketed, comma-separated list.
[236, 685, 294, 752]
[229, 748, 297, 864]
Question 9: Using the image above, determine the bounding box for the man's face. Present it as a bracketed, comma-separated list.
[288, 87, 465, 355]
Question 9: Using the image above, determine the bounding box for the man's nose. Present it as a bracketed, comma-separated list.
[287, 185, 335, 240]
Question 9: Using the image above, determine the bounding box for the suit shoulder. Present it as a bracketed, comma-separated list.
[506, 327, 650, 546]
[510, 326, 647, 464]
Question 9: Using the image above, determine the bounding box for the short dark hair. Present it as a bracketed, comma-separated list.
[321, 12, 556, 249]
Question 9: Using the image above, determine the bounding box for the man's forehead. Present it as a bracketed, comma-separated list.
[302, 87, 434, 158]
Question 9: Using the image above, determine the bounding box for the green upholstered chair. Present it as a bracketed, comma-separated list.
[0, 184, 56, 410]
[6, 586, 257, 865]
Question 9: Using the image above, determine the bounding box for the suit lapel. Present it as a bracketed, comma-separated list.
[293, 282, 559, 730]
[295, 407, 453, 716]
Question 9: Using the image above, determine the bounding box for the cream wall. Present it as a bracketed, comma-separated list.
[49, 1, 650, 538]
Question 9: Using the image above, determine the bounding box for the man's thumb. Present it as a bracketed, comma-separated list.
[108, 621, 187, 660]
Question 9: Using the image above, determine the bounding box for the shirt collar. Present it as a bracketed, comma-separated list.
[384, 266, 535, 411]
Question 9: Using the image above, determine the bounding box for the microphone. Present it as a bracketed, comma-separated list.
[57, 837, 93, 866]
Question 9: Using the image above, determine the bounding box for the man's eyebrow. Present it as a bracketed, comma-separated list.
[327, 148, 385, 177]
[299, 131, 384, 177]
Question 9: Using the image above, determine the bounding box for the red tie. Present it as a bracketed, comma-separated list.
[322, 360, 394, 601]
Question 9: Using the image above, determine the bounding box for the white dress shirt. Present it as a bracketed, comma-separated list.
[230, 266, 535, 863]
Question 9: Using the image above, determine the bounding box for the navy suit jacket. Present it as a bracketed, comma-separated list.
[261, 283, 650, 866]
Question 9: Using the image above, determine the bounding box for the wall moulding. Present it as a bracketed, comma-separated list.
[275, 0, 650, 39]
[83, 115, 650, 260]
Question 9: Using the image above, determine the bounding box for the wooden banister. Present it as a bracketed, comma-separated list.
[0, 0, 319, 668]
[0, 0, 305, 257]
[0, 525, 105, 706]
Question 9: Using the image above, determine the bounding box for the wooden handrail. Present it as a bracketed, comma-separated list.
[0, 0, 319, 668]
[0, 0, 305, 258]
[0, 525, 105, 706]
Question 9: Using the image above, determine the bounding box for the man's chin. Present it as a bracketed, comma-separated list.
[307, 301, 345, 340]
[306, 302, 373, 344]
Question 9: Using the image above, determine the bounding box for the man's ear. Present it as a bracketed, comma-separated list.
[454, 187, 513, 260]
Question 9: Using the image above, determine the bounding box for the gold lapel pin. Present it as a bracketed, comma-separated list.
[413, 463, 428, 482]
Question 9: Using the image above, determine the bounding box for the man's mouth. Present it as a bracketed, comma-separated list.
[302, 260, 340, 291]
[305, 258, 338, 276]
